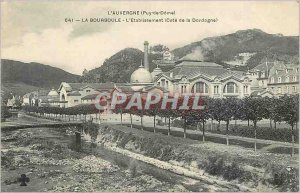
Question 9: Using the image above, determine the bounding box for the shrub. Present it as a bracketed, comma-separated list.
[223, 162, 244, 181]
[112, 155, 129, 169]
[204, 156, 224, 176]
[268, 166, 299, 192]
[117, 132, 134, 148]
[1, 151, 15, 168]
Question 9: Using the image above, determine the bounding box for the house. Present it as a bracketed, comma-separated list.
[267, 64, 299, 97]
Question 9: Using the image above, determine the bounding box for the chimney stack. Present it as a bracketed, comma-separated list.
[144, 41, 149, 71]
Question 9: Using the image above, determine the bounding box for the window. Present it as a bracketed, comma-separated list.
[166, 81, 169, 88]
[86, 89, 91, 93]
[161, 79, 165, 87]
[74, 100, 78, 102]
[278, 77, 281, 83]
[297, 68, 299, 73]
[181, 85, 187, 93]
[285, 76, 289, 82]
[293, 86, 297, 92]
[214, 85, 219, 94]
[224, 82, 237, 93]
[157, 82, 160, 86]
[243, 85, 248, 94]
[278, 87, 282, 93]
[286, 86, 289, 93]
[286, 69, 289, 73]
[271, 77, 274, 83]
[262, 80, 264, 85]
[293, 76, 297, 82]
[192, 82, 208, 93]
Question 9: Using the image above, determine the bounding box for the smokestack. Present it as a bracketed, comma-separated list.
[144, 41, 149, 71]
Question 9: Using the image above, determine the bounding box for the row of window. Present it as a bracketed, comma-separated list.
[188, 82, 248, 94]
[157, 79, 169, 89]
[270, 76, 297, 83]
[276, 68, 299, 74]
[271, 86, 298, 94]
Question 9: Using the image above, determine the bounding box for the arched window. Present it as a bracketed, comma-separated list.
[191, 82, 209, 93]
[224, 82, 238, 93]
[286, 76, 289, 82]
[278, 77, 281, 83]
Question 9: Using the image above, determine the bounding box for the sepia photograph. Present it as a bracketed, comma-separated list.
[1, 0, 299, 192]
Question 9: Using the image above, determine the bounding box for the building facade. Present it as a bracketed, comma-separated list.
[249, 61, 299, 97]
[153, 60, 252, 98]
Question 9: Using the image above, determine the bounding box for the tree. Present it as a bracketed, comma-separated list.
[145, 96, 162, 133]
[1, 106, 12, 121]
[209, 98, 223, 131]
[243, 97, 268, 152]
[264, 97, 282, 129]
[150, 44, 169, 53]
[219, 97, 240, 146]
[278, 95, 299, 156]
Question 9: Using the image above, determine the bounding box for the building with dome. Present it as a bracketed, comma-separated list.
[34, 41, 290, 109]
[22, 89, 65, 107]
[54, 41, 167, 108]
[130, 64, 154, 91]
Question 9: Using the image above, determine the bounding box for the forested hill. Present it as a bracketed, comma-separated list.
[84, 29, 299, 82]
[82, 48, 173, 83]
[172, 29, 299, 70]
[1, 59, 80, 101]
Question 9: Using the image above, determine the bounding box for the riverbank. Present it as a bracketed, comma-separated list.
[88, 123, 299, 192]
[2, 125, 236, 192]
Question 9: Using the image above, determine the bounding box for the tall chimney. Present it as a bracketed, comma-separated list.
[144, 41, 149, 71]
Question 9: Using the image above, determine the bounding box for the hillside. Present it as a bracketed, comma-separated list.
[85, 29, 299, 83]
[1, 59, 80, 101]
[83, 48, 173, 83]
[172, 29, 299, 70]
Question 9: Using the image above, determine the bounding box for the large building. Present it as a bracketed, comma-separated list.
[249, 61, 299, 97]
[56, 41, 167, 108]
[22, 89, 62, 107]
[153, 60, 252, 98]
[23, 42, 299, 108]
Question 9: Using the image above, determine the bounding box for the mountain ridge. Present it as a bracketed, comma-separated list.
[1, 59, 80, 102]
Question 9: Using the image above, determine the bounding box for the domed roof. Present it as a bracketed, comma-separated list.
[130, 66, 153, 83]
[48, 89, 59, 96]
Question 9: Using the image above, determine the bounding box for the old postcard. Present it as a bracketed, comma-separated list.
[1, 0, 299, 192]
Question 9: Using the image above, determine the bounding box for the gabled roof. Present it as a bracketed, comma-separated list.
[252, 62, 275, 72]
[163, 61, 244, 81]
[269, 64, 299, 82]
[81, 93, 99, 100]
[251, 89, 274, 97]
[139, 85, 168, 93]
[67, 91, 81, 96]
[59, 82, 116, 92]
[175, 60, 223, 68]
[115, 86, 135, 93]
[154, 73, 174, 81]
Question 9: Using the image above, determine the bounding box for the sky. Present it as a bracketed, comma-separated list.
[1, 1, 299, 75]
